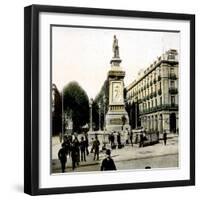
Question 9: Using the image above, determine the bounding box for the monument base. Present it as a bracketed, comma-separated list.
[105, 110, 130, 132]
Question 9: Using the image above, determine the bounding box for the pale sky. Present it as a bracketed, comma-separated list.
[52, 26, 179, 98]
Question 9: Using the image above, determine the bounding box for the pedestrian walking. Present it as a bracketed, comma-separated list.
[117, 132, 121, 146]
[139, 131, 144, 147]
[130, 130, 133, 147]
[71, 142, 77, 170]
[110, 132, 115, 148]
[90, 138, 94, 153]
[108, 133, 111, 144]
[58, 143, 67, 173]
[73, 137, 80, 166]
[101, 149, 116, 171]
[80, 136, 87, 162]
[62, 137, 70, 157]
[125, 128, 129, 144]
[163, 131, 167, 145]
[135, 133, 139, 144]
[93, 136, 100, 160]
[84, 132, 89, 155]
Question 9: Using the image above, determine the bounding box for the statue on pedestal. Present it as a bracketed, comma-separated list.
[112, 35, 120, 58]
[105, 35, 130, 132]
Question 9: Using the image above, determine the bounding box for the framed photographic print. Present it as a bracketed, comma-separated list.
[24, 4, 195, 195]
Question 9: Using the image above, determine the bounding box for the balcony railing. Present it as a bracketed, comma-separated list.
[143, 96, 147, 101]
[169, 87, 178, 94]
[139, 104, 178, 115]
[138, 99, 142, 104]
[169, 74, 177, 80]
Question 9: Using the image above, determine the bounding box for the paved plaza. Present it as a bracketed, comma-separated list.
[52, 134, 178, 173]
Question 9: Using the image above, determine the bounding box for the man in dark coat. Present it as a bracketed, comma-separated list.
[80, 136, 87, 161]
[93, 136, 100, 160]
[101, 149, 116, 171]
[110, 132, 115, 148]
[58, 143, 67, 173]
[70, 142, 77, 170]
[108, 133, 111, 144]
[84, 132, 89, 155]
[163, 131, 167, 145]
[73, 137, 80, 166]
[139, 131, 144, 147]
[125, 128, 130, 144]
[62, 137, 70, 157]
[130, 131, 133, 147]
[117, 132, 121, 146]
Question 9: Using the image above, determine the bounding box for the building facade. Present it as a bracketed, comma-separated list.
[126, 49, 179, 134]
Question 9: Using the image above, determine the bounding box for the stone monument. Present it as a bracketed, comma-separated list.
[105, 35, 130, 132]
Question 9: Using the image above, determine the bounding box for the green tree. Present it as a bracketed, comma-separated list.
[62, 81, 89, 133]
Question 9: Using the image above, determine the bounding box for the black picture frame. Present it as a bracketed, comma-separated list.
[24, 4, 195, 196]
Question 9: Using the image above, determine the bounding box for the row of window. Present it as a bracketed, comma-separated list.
[139, 96, 176, 112]
[128, 79, 177, 100]
[127, 66, 177, 98]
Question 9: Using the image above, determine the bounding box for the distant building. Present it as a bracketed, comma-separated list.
[126, 49, 179, 134]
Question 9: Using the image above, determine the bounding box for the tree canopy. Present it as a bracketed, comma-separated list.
[62, 81, 89, 132]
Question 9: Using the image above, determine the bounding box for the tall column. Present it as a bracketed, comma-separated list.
[162, 112, 170, 133]
[89, 98, 93, 132]
[155, 115, 158, 131]
[159, 114, 163, 134]
[176, 112, 179, 134]
[135, 103, 138, 128]
[98, 102, 101, 131]
[161, 63, 169, 106]
[148, 116, 150, 131]
[144, 116, 147, 130]
[141, 117, 143, 129]
[152, 115, 154, 131]
[103, 95, 106, 132]
[149, 116, 151, 131]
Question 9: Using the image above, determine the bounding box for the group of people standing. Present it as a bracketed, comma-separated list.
[58, 129, 168, 173]
[58, 133, 89, 172]
[58, 133, 118, 172]
[58, 133, 103, 172]
[108, 129, 134, 149]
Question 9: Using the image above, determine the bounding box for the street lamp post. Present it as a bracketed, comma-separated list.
[103, 95, 106, 149]
[103, 95, 106, 132]
[98, 102, 101, 131]
[89, 98, 93, 132]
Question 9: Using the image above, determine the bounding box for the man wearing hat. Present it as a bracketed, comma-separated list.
[58, 143, 67, 173]
[100, 149, 117, 171]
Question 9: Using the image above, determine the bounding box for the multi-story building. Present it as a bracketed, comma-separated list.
[126, 49, 179, 134]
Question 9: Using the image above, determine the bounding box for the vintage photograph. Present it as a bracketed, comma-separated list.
[51, 25, 179, 174]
